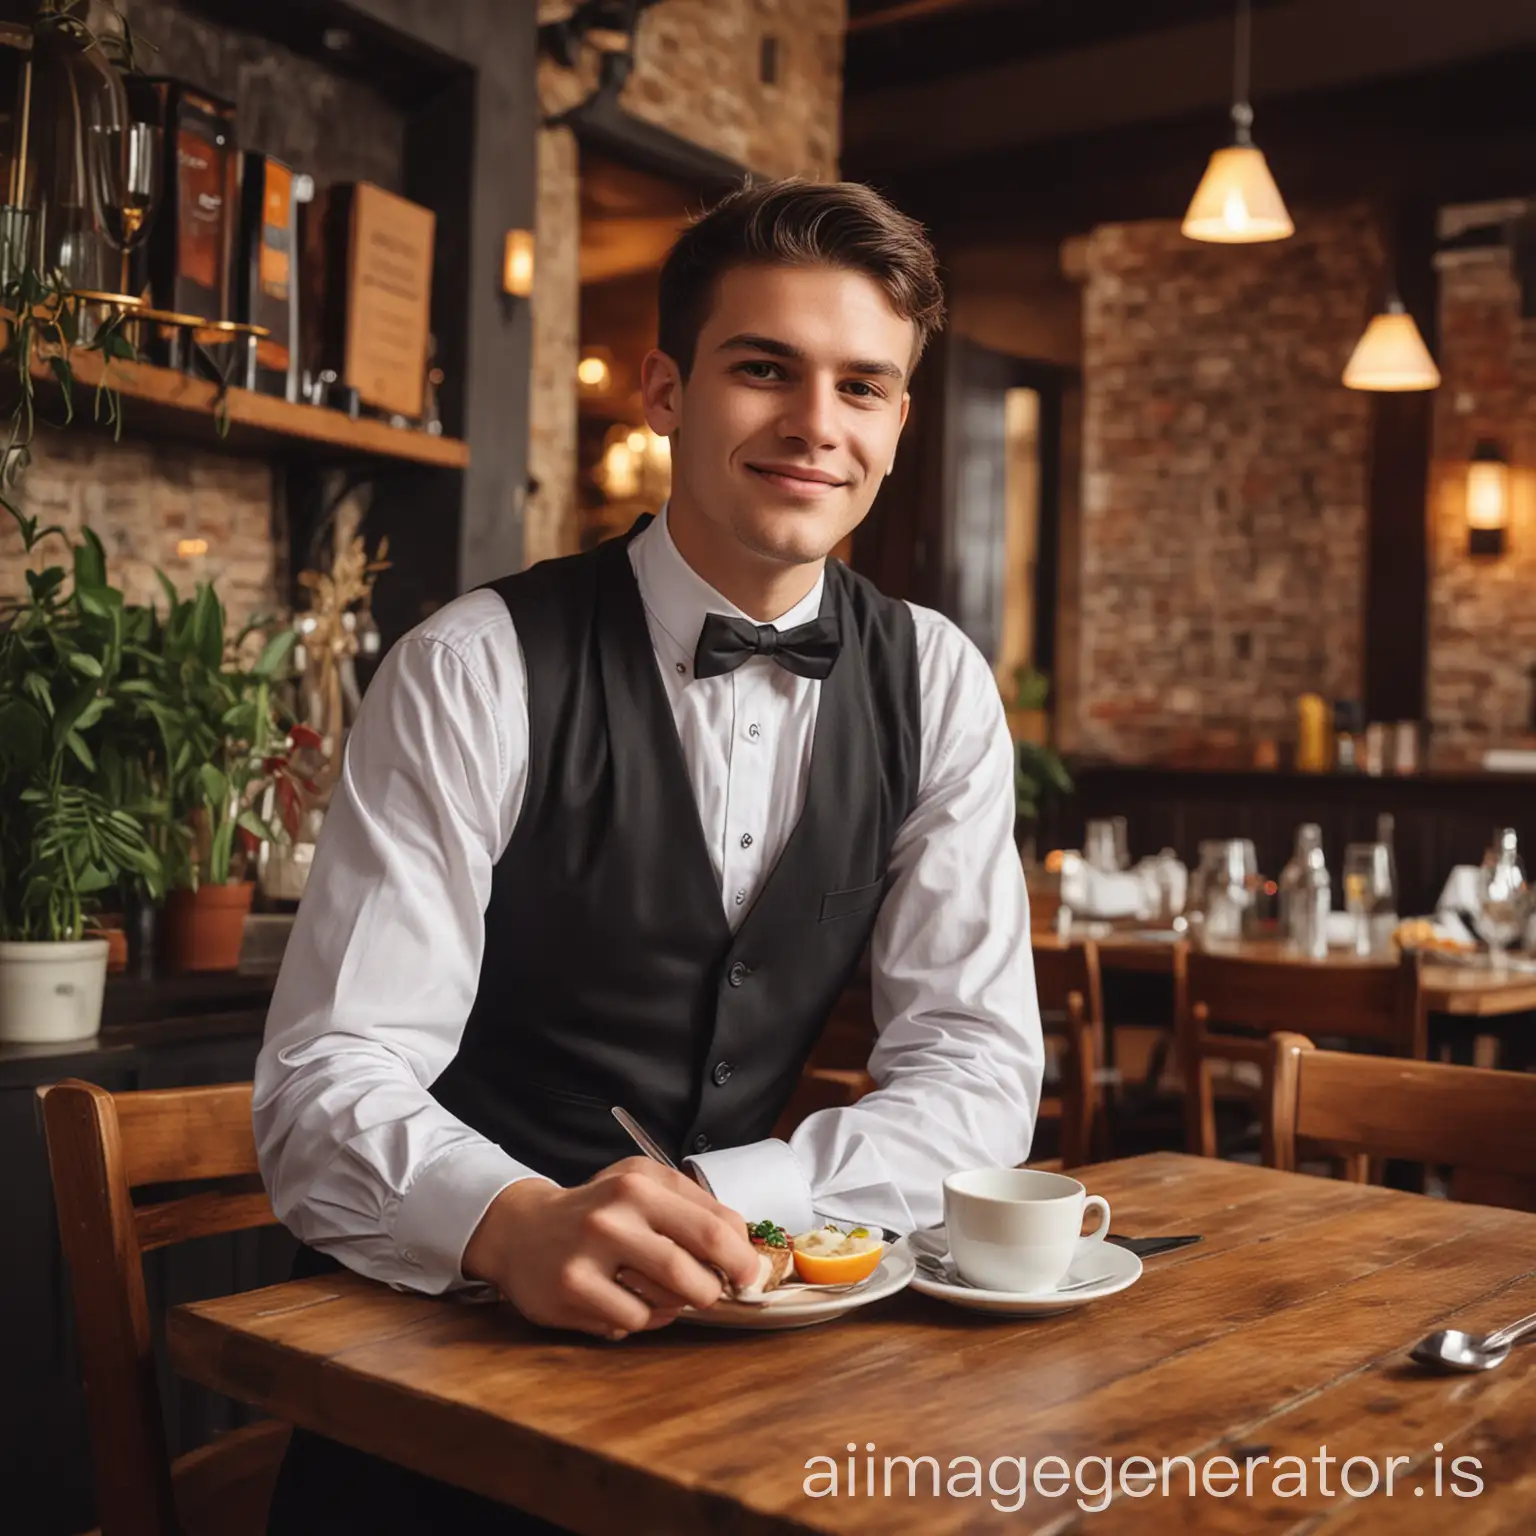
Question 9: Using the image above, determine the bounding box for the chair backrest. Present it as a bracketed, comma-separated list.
[1177, 946, 1424, 1156]
[1031, 938, 1102, 1167]
[40, 1079, 279, 1536]
[1265, 1032, 1536, 1182]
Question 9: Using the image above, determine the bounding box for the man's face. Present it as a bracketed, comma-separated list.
[641, 263, 914, 570]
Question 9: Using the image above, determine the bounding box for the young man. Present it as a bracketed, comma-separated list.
[257, 178, 1043, 1534]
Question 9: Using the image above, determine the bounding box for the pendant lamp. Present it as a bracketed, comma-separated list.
[1341, 296, 1440, 392]
[1182, 0, 1293, 244]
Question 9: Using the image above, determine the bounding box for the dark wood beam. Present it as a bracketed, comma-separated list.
[857, 50, 1536, 243]
[846, 0, 1536, 174]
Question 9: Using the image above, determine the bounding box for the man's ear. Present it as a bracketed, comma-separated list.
[641, 349, 684, 435]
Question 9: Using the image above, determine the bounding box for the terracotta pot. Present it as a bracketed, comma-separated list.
[162, 882, 255, 972]
[84, 921, 128, 970]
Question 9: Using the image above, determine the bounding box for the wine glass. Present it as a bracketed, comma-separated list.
[1479, 834, 1529, 974]
[91, 118, 160, 296]
[1343, 843, 1392, 957]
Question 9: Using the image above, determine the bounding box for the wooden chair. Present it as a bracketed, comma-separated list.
[1031, 938, 1104, 1168]
[1177, 946, 1425, 1159]
[1264, 1032, 1536, 1205]
[40, 1079, 290, 1536]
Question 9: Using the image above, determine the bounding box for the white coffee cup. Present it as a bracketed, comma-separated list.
[943, 1167, 1111, 1294]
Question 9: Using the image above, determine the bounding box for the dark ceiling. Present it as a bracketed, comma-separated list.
[844, 0, 1287, 95]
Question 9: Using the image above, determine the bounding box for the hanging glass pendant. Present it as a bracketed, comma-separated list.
[1342, 297, 1440, 392]
[1182, 1, 1293, 245]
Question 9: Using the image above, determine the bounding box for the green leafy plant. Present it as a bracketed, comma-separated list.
[150, 580, 298, 889]
[0, 509, 161, 940]
[1008, 666, 1072, 824]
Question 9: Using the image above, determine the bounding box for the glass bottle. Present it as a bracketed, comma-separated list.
[1371, 813, 1399, 951]
[1278, 823, 1322, 932]
[1288, 843, 1331, 960]
[1479, 829, 1529, 973]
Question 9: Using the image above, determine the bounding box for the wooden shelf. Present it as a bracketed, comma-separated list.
[27, 348, 470, 470]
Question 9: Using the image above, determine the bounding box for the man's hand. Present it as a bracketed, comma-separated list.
[462, 1158, 762, 1340]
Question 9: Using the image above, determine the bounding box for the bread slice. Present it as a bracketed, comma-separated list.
[731, 1222, 795, 1301]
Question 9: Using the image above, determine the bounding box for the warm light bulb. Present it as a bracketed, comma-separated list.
[626, 429, 647, 452]
[502, 229, 534, 298]
[1467, 462, 1508, 531]
[176, 538, 209, 558]
[1182, 144, 1293, 244]
[577, 355, 610, 390]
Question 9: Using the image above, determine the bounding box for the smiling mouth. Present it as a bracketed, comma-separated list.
[745, 464, 850, 491]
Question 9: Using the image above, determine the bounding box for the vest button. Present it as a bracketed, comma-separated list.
[693, 1133, 711, 1153]
[728, 961, 749, 986]
[712, 1061, 734, 1086]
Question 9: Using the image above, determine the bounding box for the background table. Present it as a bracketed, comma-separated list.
[170, 1154, 1536, 1534]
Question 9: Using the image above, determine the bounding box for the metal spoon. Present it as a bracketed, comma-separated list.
[1409, 1309, 1536, 1372]
[914, 1251, 1114, 1295]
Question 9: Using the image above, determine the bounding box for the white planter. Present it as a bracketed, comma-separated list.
[0, 939, 110, 1044]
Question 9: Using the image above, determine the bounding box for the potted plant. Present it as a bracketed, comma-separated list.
[0, 511, 161, 1040]
[147, 580, 299, 970]
[150, 580, 300, 970]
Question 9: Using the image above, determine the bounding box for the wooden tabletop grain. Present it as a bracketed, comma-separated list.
[168, 1154, 1536, 1534]
[1033, 932, 1536, 1017]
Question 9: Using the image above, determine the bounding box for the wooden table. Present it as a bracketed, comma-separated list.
[169, 1154, 1536, 1533]
[1035, 932, 1536, 1017]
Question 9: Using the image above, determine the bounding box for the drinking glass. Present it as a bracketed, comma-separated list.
[1479, 837, 1529, 974]
[1342, 843, 1393, 957]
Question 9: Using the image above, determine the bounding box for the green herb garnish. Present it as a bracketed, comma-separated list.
[747, 1219, 788, 1248]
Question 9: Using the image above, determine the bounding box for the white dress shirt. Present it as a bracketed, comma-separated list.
[254, 508, 1043, 1295]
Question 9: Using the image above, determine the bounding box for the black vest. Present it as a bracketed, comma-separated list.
[430, 517, 921, 1188]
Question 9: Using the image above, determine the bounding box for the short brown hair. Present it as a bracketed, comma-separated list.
[657, 177, 946, 379]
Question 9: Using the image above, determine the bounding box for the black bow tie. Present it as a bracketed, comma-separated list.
[693, 612, 843, 681]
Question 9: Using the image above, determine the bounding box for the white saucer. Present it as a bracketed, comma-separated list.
[908, 1236, 1142, 1316]
[679, 1240, 916, 1330]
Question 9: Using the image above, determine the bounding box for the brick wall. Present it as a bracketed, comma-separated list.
[1427, 247, 1536, 755]
[526, 0, 847, 566]
[0, 0, 404, 631]
[1075, 207, 1386, 761]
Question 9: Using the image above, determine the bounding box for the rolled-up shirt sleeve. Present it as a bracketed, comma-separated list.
[253, 596, 547, 1295]
[689, 609, 1043, 1234]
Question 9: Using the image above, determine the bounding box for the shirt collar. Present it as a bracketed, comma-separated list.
[633, 502, 826, 665]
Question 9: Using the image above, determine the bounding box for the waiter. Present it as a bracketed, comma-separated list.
[257, 178, 1043, 1534]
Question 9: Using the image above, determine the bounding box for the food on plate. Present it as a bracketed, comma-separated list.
[1392, 918, 1474, 955]
[791, 1223, 886, 1285]
[731, 1219, 795, 1300]
[724, 1220, 887, 1300]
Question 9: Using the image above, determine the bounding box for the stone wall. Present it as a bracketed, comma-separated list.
[0, 0, 405, 630]
[1427, 247, 1536, 754]
[1075, 206, 1386, 761]
[526, 0, 847, 567]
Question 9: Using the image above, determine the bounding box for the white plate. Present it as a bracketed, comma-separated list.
[679, 1239, 916, 1330]
[909, 1236, 1142, 1316]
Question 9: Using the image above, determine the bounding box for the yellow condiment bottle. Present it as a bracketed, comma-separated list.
[1296, 693, 1331, 773]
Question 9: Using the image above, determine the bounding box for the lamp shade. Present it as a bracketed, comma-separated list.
[1181, 144, 1294, 244]
[1341, 300, 1440, 392]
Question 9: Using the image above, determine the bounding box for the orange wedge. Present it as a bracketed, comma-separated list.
[793, 1243, 884, 1286]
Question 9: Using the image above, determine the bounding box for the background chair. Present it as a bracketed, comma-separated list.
[1177, 946, 1425, 1160]
[1031, 937, 1105, 1168]
[1264, 1032, 1536, 1207]
[41, 1079, 289, 1536]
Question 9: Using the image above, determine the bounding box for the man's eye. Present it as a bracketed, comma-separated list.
[843, 380, 884, 399]
[735, 360, 783, 380]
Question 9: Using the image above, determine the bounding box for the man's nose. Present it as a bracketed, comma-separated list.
[778, 376, 840, 451]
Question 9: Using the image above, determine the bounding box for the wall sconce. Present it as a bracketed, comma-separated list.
[502, 229, 535, 298]
[1467, 439, 1510, 557]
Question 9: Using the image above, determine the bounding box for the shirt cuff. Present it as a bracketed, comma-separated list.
[392, 1139, 547, 1294]
[685, 1138, 816, 1235]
